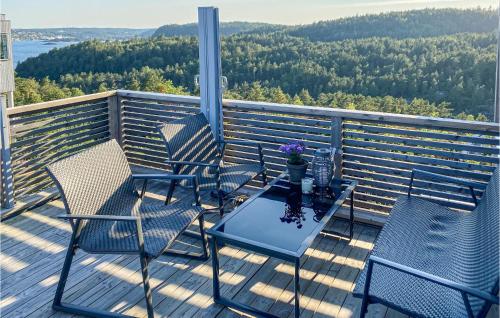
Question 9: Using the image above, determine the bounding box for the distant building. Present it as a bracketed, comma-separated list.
[0, 14, 15, 108]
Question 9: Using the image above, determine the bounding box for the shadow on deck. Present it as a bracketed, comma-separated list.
[1, 181, 497, 318]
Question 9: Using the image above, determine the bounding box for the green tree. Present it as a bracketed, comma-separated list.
[292, 94, 303, 105]
[14, 76, 83, 106]
[475, 113, 488, 122]
[456, 112, 476, 121]
[14, 77, 43, 105]
[269, 87, 289, 104]
[247, 82, 266, 101]
[299, 89, 314, 105]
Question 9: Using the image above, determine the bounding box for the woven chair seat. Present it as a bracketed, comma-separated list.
[354, 197, 469, 317]
[78, 202, 202, 257]
[140, 203, 202, 257]
[354, 168, 499, 318]
[187, 162, 264, 193]
[157, 113, 267, 215]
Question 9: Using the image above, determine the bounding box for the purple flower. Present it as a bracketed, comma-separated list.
[279, 141, 306, 164]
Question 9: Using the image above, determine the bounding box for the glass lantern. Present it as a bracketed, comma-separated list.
[312, 148, 335, 189]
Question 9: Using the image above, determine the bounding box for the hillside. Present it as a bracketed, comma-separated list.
[287, 8, 498, 41]
[152, 22, 284, 37]
[15, 8, 498, 119]
[152, 8, 498, 41]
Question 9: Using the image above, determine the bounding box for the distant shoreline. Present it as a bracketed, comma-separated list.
[13, 40, 78, 66]
[13, 38, 78, 42]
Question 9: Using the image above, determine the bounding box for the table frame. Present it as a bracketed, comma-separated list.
[207, 174, 357, 318]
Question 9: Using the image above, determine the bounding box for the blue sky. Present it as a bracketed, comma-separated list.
[1, 0, 497, 28]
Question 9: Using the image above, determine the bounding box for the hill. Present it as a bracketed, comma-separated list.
[17, 31, 496, 117]
[152, 21, 284, 37]
[287, 8, 498, 41]
[15, 8, 498, 118]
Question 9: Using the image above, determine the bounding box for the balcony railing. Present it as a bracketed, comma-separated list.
[2, 90, 499, 223]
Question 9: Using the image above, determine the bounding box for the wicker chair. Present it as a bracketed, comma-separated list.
[46, 139, 208, 318]
[157, 113, 267, 216]
[354, 167, 499, 318]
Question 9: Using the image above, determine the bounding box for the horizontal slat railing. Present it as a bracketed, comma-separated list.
[116, 92, 500, 218]
[3, 89, 498, 224]
[221, 98, 499, 216]
[342, 119, 498, 213]
[3, 92, 115, 212]
[117, 90, 201, 171]
[223, 103, 333, 182]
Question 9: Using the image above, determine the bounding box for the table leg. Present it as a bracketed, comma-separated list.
[294, 258, 300, 318]
[210, 237, 221, 300]
[349, 190, 354, 240]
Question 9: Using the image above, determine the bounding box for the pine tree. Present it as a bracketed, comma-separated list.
[248, 82, 266, 101]
[270, 87, 289, 104]
[292, 94, 304, 105]
[299, 89, 314, 105]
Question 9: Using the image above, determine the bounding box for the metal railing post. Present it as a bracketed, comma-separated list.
[331, 116, 343, 179]
[108, 93, 122, 145]
[1, 95, 14, 210]
[494, 6, 500, 123]
[198, 7, 224, 142]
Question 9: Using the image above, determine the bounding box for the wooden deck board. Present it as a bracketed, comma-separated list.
[1, 182, 498, 318]
[267, 223, 353, 318]
[295, 224, 353, 318]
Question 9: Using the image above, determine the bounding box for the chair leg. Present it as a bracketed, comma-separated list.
[53, 242, 77, 308]
[53, 234, 137, 317]
[165, 179, 177, 205]
[360, 298, 369, 318]
[198, 214, 210, 260]
[360, 260, 374, 318]
[140, 254, 154, 318]
[218, 190, 224, 217]
[163, 215, 210, 261]
[261, 169, 268, 186]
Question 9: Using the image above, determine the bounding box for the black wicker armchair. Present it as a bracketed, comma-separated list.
[157, 113, 267, 216]
[46, 139, 209, 318]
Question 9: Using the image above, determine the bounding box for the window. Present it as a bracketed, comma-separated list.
[0, 33, 8, 60]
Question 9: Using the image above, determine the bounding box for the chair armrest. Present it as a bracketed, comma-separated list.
[217, 139, 265, 167]
[408, 169, 483, 206]
[164, 160, 219, 168]
[132, 173, 198, 181]
[217, 140, 260, 147]
[132, 174, 201, 205]
[411, 169, 484, 189]
[57, 214, 138, 221]
[369, 255, 499, 304]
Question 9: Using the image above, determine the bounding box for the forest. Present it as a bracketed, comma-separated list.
[287, 8, 498, 41]
[14, 8, 498, 120]
[152, 22, 282, 37]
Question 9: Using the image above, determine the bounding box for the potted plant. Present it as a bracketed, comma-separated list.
[279, 141, 308, 184]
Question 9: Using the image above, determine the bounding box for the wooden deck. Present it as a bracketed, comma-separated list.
[1, 181, 497, 318]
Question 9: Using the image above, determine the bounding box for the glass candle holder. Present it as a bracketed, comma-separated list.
[301, 177, 313, 194]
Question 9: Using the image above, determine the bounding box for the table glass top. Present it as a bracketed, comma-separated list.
[218, 177, 347, 253]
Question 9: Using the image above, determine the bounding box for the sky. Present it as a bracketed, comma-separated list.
[1, 0, 498, 28]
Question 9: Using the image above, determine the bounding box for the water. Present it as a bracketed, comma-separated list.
[13, 40, 78, 67]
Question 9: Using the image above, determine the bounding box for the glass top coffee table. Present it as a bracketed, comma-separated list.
[206, 173, 357, 318]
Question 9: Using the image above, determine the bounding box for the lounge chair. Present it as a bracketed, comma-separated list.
[157, 113, 267, 216]
[47, 139, 208, 318]
[354, 167, 499, 318]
